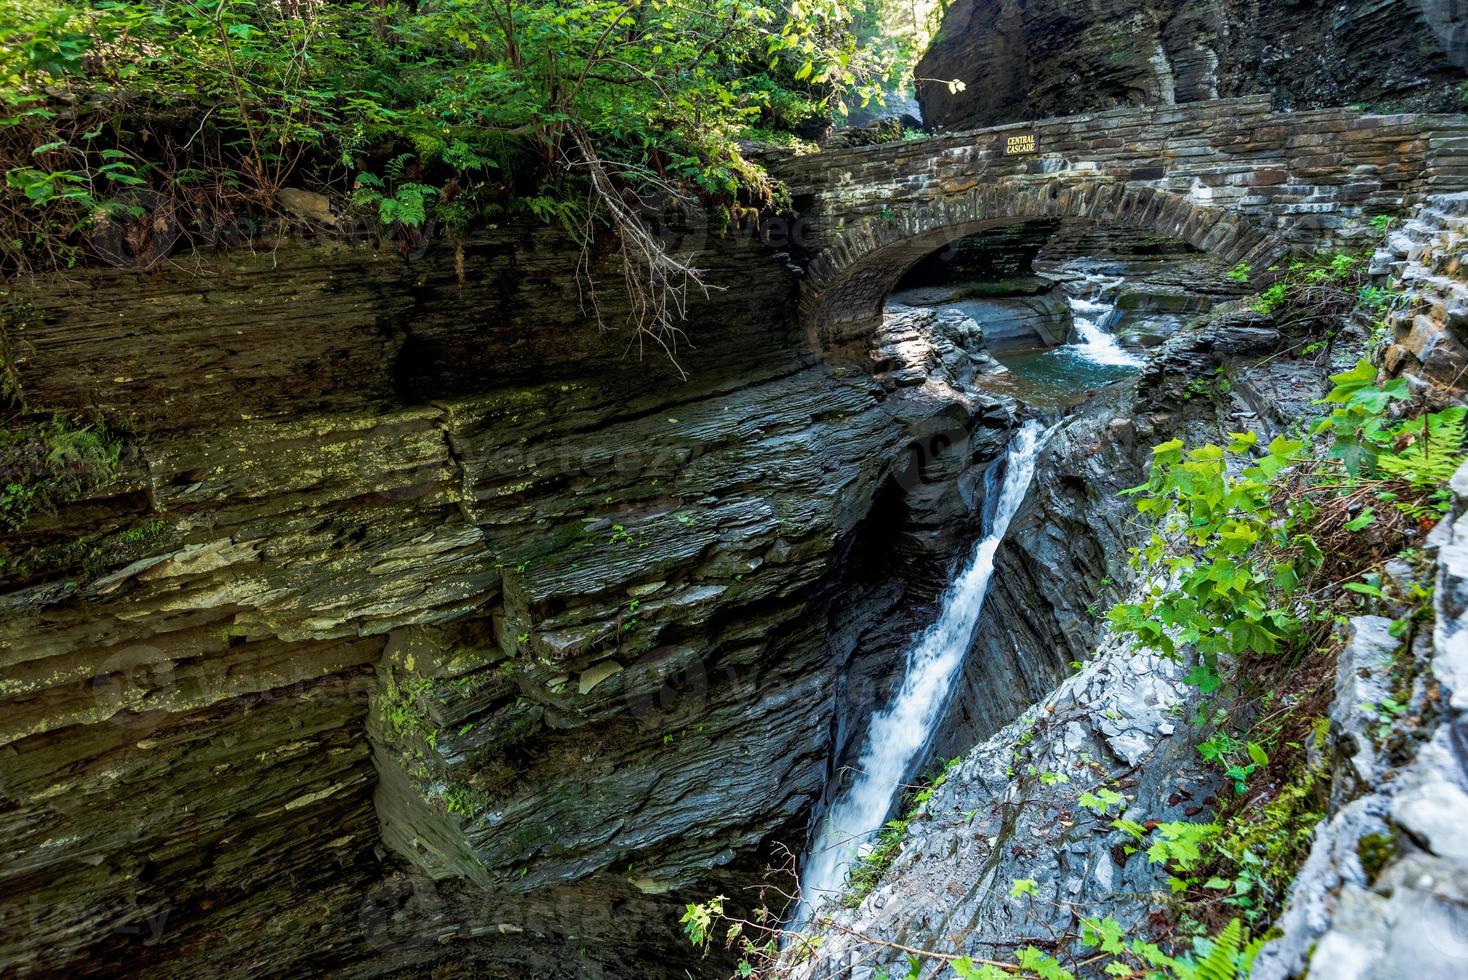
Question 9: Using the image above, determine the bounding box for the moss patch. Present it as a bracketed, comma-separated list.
[1356, 832, 1397, 884]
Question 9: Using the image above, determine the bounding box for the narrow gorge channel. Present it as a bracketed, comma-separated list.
[791, 233, 1208, 930]
[6, 3, 1468, 978]
[796, 418, 1046, 926]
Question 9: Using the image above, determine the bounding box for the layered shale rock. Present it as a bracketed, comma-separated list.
[1374, 190, 1468, 398]
[784, 318, 1356, 978]
[0, 225, 1015, 977]
[917, 0, 1468, 132]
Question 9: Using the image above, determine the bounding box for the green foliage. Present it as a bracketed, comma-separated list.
[1014, 947, 1073, 979]
[351, 171, 437, 230]
[1250, 283, 1287, 316]
[1008, 877, 1037, 899]
[1078, 786, 1126, 814]
[0, 0, 914, 272]
[1370, 214, 1397, 234]
[1147, 820, 1222, 875]
[1108, 431, 1315, 697]
[0, 413, 122, 532]
[1071, 915, 1259, 980]
[1312, 359, 1413, 476]
[1373, 410, 1467, 513]
[1356, 832, 1396, 882]
[1111, 357, 1466, 711]
[685, 859, 1263, 980]
[1313, 359, 1468, 517]
[1198, 745, 1330, 922]
[438, 781, 489, 818]
[681, 894, 722, 947]
[379, 673, 436, 746]
[1243, 250, 1370, 327]
[1196, 733, 1269, 794]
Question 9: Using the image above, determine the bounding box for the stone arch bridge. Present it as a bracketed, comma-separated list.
[771, 96, 1468, 348]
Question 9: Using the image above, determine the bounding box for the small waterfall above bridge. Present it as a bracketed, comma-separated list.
[793, 419, 1047, 928]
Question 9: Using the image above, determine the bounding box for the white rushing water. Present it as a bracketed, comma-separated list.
[792, 419, 1048, 928]
[1066, 276, 1145, 368]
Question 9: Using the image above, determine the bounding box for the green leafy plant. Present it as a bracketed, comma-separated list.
[1108, 431, 1316, 695]
[0, 413, 122, 533]
[1196, 733, 1269, 794]
[351, 171, 437, 230]
[1078, 787, 1126, 814]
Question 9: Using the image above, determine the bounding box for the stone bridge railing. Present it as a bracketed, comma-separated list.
[771, 96, 1468, 348]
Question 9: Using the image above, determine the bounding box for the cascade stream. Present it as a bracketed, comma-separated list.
[793, 418, 1049, 926]
[1066, 274, 1145, 368]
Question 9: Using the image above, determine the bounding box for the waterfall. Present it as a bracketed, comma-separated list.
[792, 419, 1048, 928]
[1066, 275, 1144, 368]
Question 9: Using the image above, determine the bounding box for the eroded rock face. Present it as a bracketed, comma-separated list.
[917, 0, 1468, 131]
[0, 227, 1015, 977]
[784, 309, 1345, 978]
[1374, 191, 1468, 400]
[785, 197, 1468, 976]
[1249, 461, 1468, 980]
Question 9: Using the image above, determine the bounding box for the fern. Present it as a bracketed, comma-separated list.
[383, 151, 415, 181]
[1191, 918, 1241, 980]
[1376, 406, 1466, 490]
[1366, 406, 1467, 518]
[1241, 934, 1266, 976]
[389, 183, 435, 228]
[351, 177, 437, 229]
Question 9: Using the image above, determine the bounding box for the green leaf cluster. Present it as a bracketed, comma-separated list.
[0, 0, 920, 269]
[1111, 358, 1466, 712]
[0, 413, 122, 533]
[1108, 431, 1316, 695]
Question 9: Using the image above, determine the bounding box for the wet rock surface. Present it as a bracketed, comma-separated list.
[917, 0, 1468, 132]
[784, 311, 1347, 978]
[0, 228, 1014, 977]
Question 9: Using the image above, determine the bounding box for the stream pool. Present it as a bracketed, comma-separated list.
[985, 275, 1147, 408]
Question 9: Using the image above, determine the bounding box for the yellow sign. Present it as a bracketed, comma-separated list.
[1006, 134, 1036, 155]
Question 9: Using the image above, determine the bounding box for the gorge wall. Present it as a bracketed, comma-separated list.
[785, 193, 1468, 979]
[918, 0, 1468, 132]
[0, 225, 1024, 977]
[6, 25, 1468, 974]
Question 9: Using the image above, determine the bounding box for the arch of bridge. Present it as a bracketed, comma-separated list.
[798, 182, 1286, 347]
[776, 97, 1468, 350]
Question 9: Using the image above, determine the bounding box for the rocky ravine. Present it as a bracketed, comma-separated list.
[917, 0, 1468, 131]
[791, 445, 1468, 980]
[783, 299, 1329, 977]
[785, 198, 1468, 979]
[0, 225, 1023, 978]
